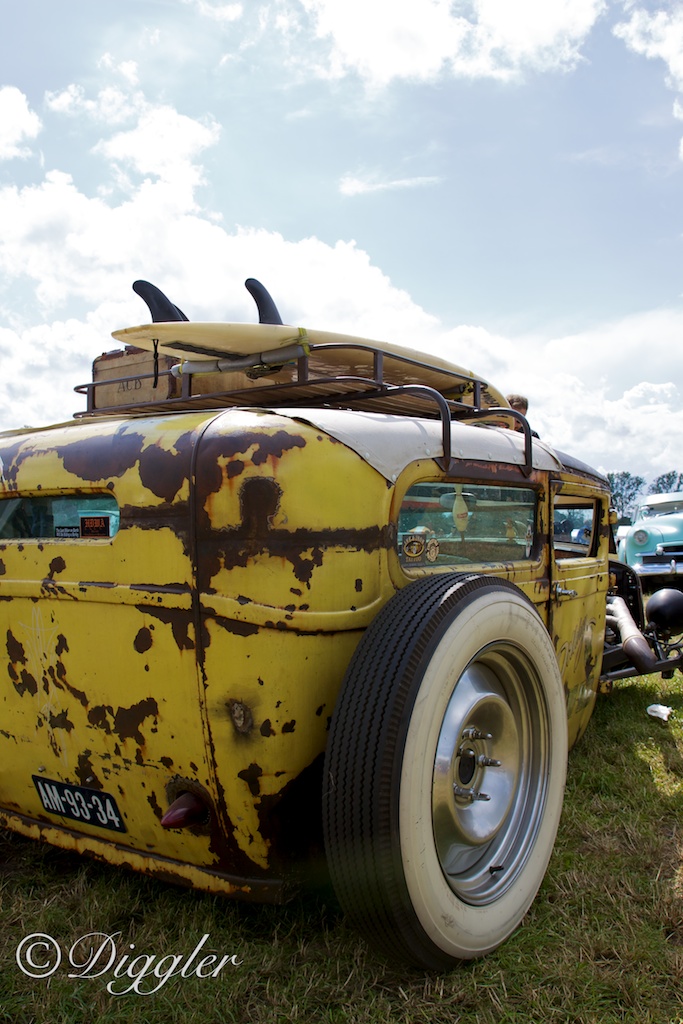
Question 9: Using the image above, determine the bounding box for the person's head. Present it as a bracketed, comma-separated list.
[506, 394, 529, 432]
[506, 394, 529, 416]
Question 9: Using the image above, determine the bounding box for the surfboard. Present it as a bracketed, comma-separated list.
[111, 321, 510, 411]
[112, 321, 304, 359]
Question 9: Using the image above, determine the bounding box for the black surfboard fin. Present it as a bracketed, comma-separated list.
[245, 278, 283, 325]
[133, 280, 189, 323]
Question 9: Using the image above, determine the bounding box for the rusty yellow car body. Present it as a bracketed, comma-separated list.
[0, 408, 607, 875]
[0, 278, 679, 970]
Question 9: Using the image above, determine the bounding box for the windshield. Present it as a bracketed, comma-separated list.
[638, 501, 683, 519]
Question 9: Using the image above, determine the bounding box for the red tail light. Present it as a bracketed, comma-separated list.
[160, 791, 209, 829]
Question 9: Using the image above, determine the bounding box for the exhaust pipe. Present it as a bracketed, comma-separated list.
[606, 595, 658, 674]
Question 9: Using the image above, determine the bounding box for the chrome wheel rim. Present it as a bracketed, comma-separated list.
[432, 642, 549, 905]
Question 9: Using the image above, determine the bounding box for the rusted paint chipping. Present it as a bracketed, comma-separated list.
[76, 750, 103, 790]
[196, 427, 307, 497]
[198, 473, 392, 591]
[138, 433, 195, 501]
[6, 630, 26, 664]
[87, 705, 112, 733]
[211, 614, 258, 638]
[194, 426, 394, 591]
[138, 605, 196, 651]
[238, 763, 263, 797]
[87, 698, 159, 746]
[48, 709, 74, 732]
[50, 428, 194, 500]
[114, 698, 159, 745]
[0, 439, 33, 486]
[147, 790, 164, 820]
[48, 557, 66, 578]
[134, 627, 154, 653]
[57, 430, 147, 481]
[6, 630, 38, 696]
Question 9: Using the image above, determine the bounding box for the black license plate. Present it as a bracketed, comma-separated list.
[33, 776, 126, 833]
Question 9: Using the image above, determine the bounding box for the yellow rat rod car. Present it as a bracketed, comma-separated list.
[1, 278, 683, 971]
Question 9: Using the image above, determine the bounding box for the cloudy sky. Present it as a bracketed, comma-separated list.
[1, 0, 683, 481]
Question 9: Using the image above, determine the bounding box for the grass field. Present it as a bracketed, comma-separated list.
[1, 672, 683, 1024]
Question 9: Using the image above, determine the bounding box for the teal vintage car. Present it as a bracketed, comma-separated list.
[618, 491, 683, 585]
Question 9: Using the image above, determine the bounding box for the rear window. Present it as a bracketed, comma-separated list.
[0, 495, 119, 541]
[398, 483, 536, 568]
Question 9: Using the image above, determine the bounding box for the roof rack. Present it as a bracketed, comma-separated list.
[74, 276, 533, 469]
[74, 339, 533, 475]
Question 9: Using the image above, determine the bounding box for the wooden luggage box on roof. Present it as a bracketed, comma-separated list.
[89, 345, 284, 412]
[91, 346, 180, 408]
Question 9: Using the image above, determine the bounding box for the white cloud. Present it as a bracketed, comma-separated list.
[0, 191, 444, 429]
[183, 0, 243, 22]
[45, 83, 142, 125]
[44, 82, 221, 212]
[94, 106, 221, 191]
[0, 87, 42, 160]
[339, 173, 443, 196]
[0, 79, 443, 422]
[472, 309, 683, 479]
[550, 377, 683, 480]
[614, 6, 683, 158]
[0, 319, 106, 431]
[0, 170, 135, 308]
[467, 0, 608, 76]
[542, 308, 683, 398]
[98, 53, 140, 86]
[298, 0, 469, 85]
[170, 227, 443, 341]
[0, 90, 437, 333]
[614, 7, 683, 91]
[292, 0, 606, 85]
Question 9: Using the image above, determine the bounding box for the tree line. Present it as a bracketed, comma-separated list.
[607, 470, 683, 521]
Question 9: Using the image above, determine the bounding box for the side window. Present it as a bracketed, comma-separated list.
[553, 497, 595, 558]
[398, 483, 536, 568]
[0, 494, 120, 541]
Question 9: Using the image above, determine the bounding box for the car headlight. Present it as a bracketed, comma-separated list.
[633, 529, 649, 545]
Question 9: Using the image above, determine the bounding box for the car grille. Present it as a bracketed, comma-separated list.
[642, 544, 683, 564]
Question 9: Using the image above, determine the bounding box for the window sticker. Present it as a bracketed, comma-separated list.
[80, 515, 112, 539]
